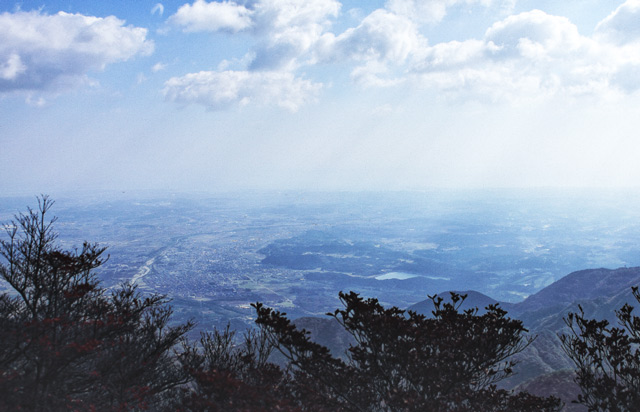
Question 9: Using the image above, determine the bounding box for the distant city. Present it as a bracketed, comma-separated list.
[3, 189, 640, 332]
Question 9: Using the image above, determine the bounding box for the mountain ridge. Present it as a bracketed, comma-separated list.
[290, 266, 640, 408]
[408, 266, 640, 329]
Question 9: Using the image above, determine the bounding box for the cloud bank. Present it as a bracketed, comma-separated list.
[4, 0, 640, 110]
[0, 10, 153, 95]
[163, 70, 321, 111]
[165, 0, 340, 110]
[7, 0, 627, 110]
[385, 0, 513, 24]
[164, 0, 640, 110]
[409, 6, 640, 99]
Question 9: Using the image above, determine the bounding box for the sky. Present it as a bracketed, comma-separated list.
[2, 0, 640, 194]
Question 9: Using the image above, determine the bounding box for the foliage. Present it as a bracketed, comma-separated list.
[0, 196, 193, 411]
[175, 325, 302, 411]
[0, 196, 568, 411]
[254, 291, 563, 411]
[560, 286, 640, 411]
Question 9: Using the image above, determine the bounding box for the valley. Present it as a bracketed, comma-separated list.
[3, 190, 639, 333]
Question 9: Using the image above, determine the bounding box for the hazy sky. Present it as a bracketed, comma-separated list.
[2, 0, 640, 194]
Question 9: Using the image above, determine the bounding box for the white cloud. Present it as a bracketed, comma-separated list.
[315, 9, 425, 87]
[350, 60, 405, 88]
[318, 10, 424, 63]
[385, 0, 512, 23]
[593, 1, 640, 93]
[170, 0, 253, 32]
[0, 53, 26, 80]
[152, 62, 167, 72]
[151, 3, 165, 16]
[162, 70, 321, 111]
[166, 0, 338, 110]
[412, 39, 486, 71]
[251, 0, 341, 31]
[170, 0, 340, 69]
[595, 0, 640, 45]
[0, 10, 153, 94]
[165, 1, 640, 109]
[326, 4, 640, 98]
[485, 10, 588, 57]
[409, 9, 637, 99]
[249, 0, 341, 69]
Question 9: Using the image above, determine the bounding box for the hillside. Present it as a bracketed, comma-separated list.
[408, 267, 640, 327]
[408, 290, 511, 315]
[516, 370, 585, 412]
[294, 266, 640, 406]
[513, 267, 640, 314]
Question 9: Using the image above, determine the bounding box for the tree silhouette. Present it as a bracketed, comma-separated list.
[254, 291, 563, 411]
[0, 196, 193, 411]
[561, 286, 640, 411]
[175, 325, 303, 411]
[0, 197, 566, 411]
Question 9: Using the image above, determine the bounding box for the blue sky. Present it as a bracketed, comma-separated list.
[2, 0, 640, 194]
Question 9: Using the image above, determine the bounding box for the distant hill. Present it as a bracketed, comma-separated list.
[504, 267, 640, 333]
[503, 267, 640, 389]
[513, 267, 640, 314]
[292, 266, 640, 406]
[408, 290, 507, 315]
[407, 267, 640, 326]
